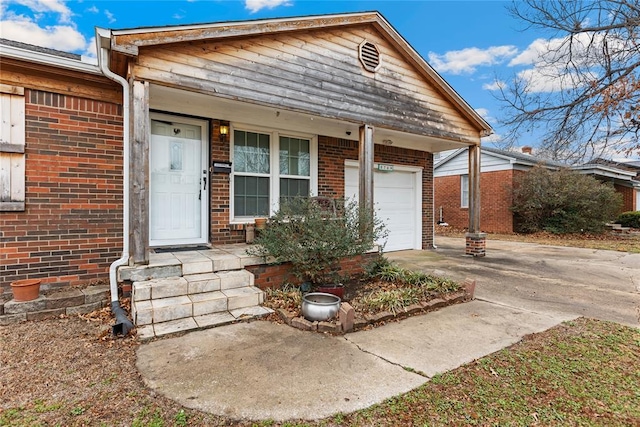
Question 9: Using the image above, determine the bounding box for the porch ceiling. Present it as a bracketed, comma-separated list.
[150, 84, 473, 153]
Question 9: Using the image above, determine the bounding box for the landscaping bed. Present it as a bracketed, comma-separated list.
[261, 259, 474, 334]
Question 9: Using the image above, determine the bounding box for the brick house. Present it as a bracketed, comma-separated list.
[1, 12, 492, 330]
[1, 39, 124, 292]
[434, 146, 639, 233]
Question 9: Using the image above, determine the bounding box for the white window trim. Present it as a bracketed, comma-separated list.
[0, 85, 26, 212]
[230, 123, 318, 223]
[461, 174, 469, 208]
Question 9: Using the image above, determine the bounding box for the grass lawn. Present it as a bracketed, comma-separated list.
[1, 316, 638, 426]
[331, 318, 640, 427]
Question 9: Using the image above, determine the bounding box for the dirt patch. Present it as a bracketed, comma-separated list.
[0, 308, 242, 426]
[437, 227, 640, 252]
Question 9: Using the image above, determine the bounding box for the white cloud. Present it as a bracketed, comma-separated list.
[482, 80, 506, 91]
[9, 0, 72, 23]
[475, 108, 490, 119]
[509, 37, 566, 67]
[482, 132, 502, 144]
[104, 9, 115, 23]
[245, 0, 291, 14]
[82, 35, 97, 64]
[0, 12, 87, 51]
[475, 107, 497, 125]
[507, 32, 612, 94]
[428, 45, 518, 75]
[86, 5, 99, 14]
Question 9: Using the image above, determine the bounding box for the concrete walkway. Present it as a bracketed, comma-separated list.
[136, 237, 640, 421]
[137, 300, 570, 421]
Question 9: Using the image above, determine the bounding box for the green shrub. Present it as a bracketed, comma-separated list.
[248, 198, 387, 285]
[616, 211, 640, 228]
[511, 166, 623, 234]
[363, 255, 394, 279]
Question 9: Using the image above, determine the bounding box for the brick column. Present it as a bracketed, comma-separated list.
[465, 232, 486, 257]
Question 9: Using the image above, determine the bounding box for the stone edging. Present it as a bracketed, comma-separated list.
[0, 285, 110, 326]
[275, 279, 476, 335]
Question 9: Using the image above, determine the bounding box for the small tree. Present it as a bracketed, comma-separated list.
[511, 166, 622, 233]
[248, 198, 387, 285]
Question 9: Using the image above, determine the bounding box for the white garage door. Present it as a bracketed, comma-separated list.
[345, 164, 421, 252]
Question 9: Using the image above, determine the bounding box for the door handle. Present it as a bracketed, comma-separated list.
[203, 176, 207, 191]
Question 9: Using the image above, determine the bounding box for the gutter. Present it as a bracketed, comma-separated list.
[0, 43, 102, 75]
[96, 28, 134, 336]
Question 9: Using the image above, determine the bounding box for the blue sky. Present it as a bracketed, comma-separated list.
[0, 0, 594, 153]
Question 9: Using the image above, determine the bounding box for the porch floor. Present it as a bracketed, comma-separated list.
[148, 243, 266, 273]
[118, 243, 268, 283]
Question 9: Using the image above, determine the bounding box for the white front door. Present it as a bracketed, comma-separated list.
[150, 116, 208, 246]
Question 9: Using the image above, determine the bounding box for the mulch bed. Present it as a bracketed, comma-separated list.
[262, 277, 472, 334]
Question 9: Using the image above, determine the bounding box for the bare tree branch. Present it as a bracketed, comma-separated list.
[497, 0, 640, 163]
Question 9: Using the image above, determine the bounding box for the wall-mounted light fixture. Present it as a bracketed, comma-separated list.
[219, 124, 229, 141]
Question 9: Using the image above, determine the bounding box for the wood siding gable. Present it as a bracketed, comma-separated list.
[130, 24, 480, 144]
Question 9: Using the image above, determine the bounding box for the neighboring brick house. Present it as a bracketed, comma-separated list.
[434, 147, 639, 233]
[0, 12, 493, 294]
[585, 158, 640, 212]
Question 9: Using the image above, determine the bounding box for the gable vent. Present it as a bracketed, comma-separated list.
[359, 40, 381, 72]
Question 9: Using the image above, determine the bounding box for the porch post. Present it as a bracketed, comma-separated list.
[359, 124, 374, 216]
[466, 144, 486, 256]
[130, 79, 150, 264]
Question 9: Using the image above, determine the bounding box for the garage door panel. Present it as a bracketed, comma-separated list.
[344, 165, 419, 252]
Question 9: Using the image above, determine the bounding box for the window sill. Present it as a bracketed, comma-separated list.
[0, 201, 25, 212]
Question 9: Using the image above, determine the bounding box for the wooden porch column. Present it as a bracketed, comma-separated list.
[359, 124, 374, 216]
[130, 79, 150, 264]
[466, 144, 486, 256]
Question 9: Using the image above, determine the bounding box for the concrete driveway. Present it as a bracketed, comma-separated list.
[136, 237, 639, 421]
[388, 236, 640, 328]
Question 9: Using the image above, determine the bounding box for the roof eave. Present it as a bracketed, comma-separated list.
[110, 12, 381, 57]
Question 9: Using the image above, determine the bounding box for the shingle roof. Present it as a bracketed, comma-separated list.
[0, 38, 81, 61]
[481, 146, 566, 167]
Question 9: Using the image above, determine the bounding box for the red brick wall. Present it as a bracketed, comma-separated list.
[209, 120, 246, 244]
[614, 184, 636, 212]
[481, 170, 517, 233]
[434, 174, 468, 230]
[246, 253, 378, 290]
[434, 169, 518, 233]
[212, 135, 434, 248]
[1, 89, 123, 292]
[317, 136, 434, 249]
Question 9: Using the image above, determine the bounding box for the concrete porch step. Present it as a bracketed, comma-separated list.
[131, 270, 254, 301]
[132, 285, 264, 326]
[136, 305, 274, 340]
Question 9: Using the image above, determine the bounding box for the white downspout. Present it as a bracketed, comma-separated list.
[96, 28, 133, 335]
